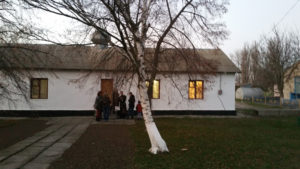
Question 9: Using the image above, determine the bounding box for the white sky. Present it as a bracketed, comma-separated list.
[220, 0, 300, 56]
[34, 0, 300, 58]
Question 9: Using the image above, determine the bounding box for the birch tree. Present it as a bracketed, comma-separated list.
[22, 0, 228, 154]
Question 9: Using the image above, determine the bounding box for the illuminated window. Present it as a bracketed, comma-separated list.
[146, 80, 160, 99]
[31, 78, 48, 99]
[189, 80, 203, 99]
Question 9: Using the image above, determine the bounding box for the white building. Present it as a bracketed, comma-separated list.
[0, 45, 239, 116]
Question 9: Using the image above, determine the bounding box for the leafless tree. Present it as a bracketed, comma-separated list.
[233, 43, 263, 86]
[0, 0, 40, 103]
[21, 0, 229, 154]
[234, 29, 300, 96]
[0, 0, 71, 109]
[264, 29, 300, 98]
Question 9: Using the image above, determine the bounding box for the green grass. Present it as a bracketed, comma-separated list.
[131, 117, 300, 169]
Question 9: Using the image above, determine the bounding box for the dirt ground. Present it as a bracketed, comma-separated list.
[0, 119, 48, 151]
[49, 124, 135, 169]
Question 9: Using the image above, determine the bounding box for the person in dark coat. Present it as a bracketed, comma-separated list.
[93, 91, 103, 121]
[112, 89, 119, 114]
[102, 93, 111, 121]
[128, 92, 135, 119]
[118, 91, 127, 118]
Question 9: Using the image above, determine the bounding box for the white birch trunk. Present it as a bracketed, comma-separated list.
[134, 0, 168, 154]
[136, 38, 169, 154]
[139, 82, 169, 154]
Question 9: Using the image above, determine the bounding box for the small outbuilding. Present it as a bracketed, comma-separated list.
[235, 87, 264, 99]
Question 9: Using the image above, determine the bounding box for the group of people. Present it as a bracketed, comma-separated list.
[93, 90, 143, 121]
[93, 91, 111, 121]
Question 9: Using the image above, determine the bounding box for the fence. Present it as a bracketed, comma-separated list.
[241, 96, 300, 109]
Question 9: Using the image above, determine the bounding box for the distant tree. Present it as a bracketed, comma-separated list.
[240, 44, 251, 84]
[0, 0, 63, 108]
[234, 43, 266, 87]
[263, 29, 300, 98]
[234, 29, 300, 96]
[0, 0, 41, 103]
[22, 0, 229, 154]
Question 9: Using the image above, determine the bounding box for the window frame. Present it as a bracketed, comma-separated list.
[295, 76, 300, 93]
[146, 79, 160, 99]
[188, 80, 204, 100]
[30, 78, 48, 99]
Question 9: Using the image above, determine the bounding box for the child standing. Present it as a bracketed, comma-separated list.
[136, 101, 143, 119]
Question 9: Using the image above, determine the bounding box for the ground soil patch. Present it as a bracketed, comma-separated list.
[0, 119, 48, 151]
[49, 124, 135, 169]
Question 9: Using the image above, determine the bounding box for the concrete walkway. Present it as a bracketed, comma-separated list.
[236, 101, 262, 110]
[0, 117, 92, 169]
[236, 102, 300, 116]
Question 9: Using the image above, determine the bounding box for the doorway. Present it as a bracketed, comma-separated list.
[101, 79, 113, 101]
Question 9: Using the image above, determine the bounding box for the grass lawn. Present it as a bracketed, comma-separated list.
[131, 117, 300, 169]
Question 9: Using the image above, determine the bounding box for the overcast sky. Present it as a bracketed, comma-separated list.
[220, 0, 300, 57]
[35, 0, 300, 58]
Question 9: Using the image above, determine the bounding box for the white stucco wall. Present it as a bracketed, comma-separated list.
[151, 73, 235, 111]
[0, 70, 235, 111]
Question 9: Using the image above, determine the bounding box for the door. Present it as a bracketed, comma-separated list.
[101, 79, 113, 101]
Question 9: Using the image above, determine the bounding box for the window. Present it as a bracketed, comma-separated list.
[189, 80, 203, 99]
[31, 78, 48, 99]
[295, 76, 300, 93]
[145, 80, 160, 99]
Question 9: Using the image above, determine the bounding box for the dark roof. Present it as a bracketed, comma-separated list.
[1, 44, 240, 73]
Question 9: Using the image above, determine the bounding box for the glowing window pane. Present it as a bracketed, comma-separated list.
[196, 81, 203, 99]
[189, 81, 194, 88]
[189, 81, 195, 99]
[145, 80, 160, 99]
[189, 80, 203, 99]
[153, 80, 160, 99]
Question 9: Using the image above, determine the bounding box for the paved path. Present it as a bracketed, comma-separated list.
[235, 101, 261, 110]
[0, 117, 92, 169]
[236, 101, 300, 116]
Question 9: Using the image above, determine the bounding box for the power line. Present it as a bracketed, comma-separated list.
[253, 0, 300, 45]
[274, 0, 300, 30]
[233, 0, 300, 75]
[241, 0, 300, 84]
